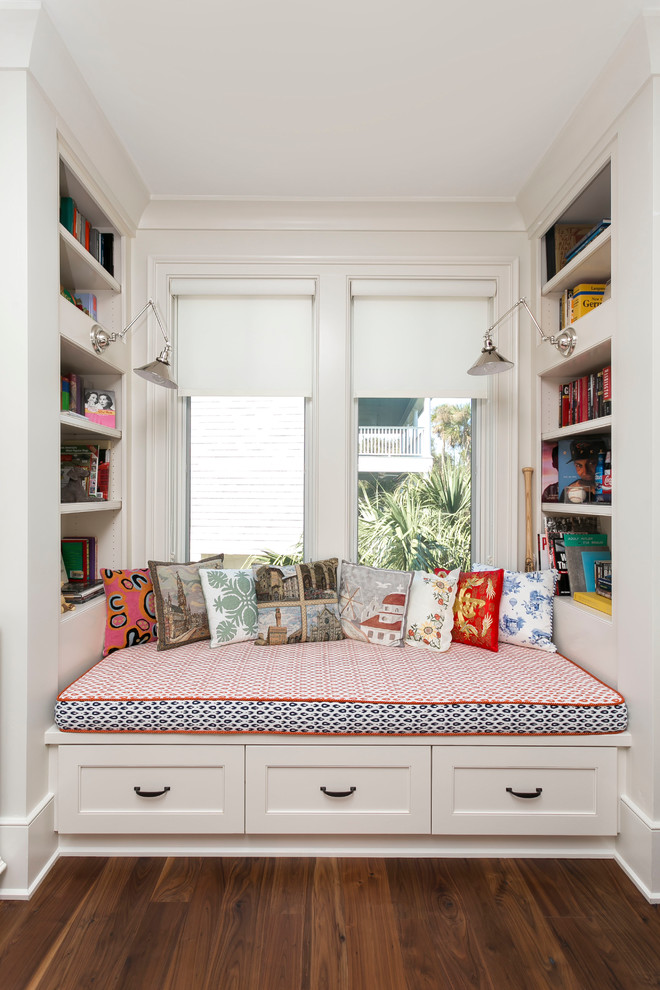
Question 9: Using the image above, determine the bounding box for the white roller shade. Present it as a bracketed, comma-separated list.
[176, 288, 314, 397]
[352, 292, 492, 399]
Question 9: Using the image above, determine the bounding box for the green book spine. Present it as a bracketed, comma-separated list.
[563, 533, 608, 546]
[60, 196, 75, 233]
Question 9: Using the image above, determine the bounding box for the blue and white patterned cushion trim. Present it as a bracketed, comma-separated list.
[54, 696, 627, 735]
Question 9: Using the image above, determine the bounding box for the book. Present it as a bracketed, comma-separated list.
[563, 533, 609, 547]
[75, 292, 97, 320]
[59, 196, 75, 233]
[573, 591, 612, 615]
[602, 365, 612, 415]
[571, 283, 607, 321]
[557, 435, 609, 504]
[564, 220, 611, 263]
[541, 440, 559, 503]
[84, 389, 116, 429]
[582, 550, 611, 593]
[61, 537, 97, 584]
[544, 517, 600, 596]
[100, 233, 114, 276]
[550, 223, 594, 276]
[61, 444, 101, 497]
[537, 532, 550, 570]
[565, 543, 610, 594]
[61, 579, 104, 603]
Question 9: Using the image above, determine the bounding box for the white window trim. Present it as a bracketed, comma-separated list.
[144, 258, 520, 570]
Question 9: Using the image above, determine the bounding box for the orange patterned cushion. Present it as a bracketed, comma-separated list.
[434, 568, 504, 652]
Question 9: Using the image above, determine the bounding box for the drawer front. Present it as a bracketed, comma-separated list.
[432, 746, 618, 836]
[57, 744, 244, 834]
[246, 745, 431, 834]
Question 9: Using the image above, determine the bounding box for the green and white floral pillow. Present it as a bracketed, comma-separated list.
[200, 568, 258, 647]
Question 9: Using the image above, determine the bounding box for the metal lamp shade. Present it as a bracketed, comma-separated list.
[467, 343, 514, 376]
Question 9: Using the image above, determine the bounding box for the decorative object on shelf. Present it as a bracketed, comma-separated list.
[90, 299, 177, 389]
[467, 297, 576, 376]
[84, 388, 116, 429]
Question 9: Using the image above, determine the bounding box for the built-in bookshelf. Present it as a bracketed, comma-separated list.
[536, 161, 613, 628]
[59, 151, 128, 631]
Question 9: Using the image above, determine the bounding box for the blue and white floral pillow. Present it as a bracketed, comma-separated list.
[471, 565, 557, 652]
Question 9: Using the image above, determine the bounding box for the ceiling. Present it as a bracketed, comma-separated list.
[43, 0, 658, 201]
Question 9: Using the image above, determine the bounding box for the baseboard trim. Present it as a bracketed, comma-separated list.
[616, 795, 660, 902]
[0, 793, 58, 899]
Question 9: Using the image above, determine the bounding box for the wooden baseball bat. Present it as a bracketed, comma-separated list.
[522, 466, 534, 571]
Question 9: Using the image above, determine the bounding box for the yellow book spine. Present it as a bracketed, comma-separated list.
[573, 591, 612, 615]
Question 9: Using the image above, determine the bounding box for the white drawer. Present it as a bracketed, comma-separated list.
[246, 745, 431, 834]
[57, 745, 244, 834]
[432, 746, 618, 836]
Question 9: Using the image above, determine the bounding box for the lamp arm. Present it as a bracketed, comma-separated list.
[485, 297, 576, 356]
[118, 299, 170, 345]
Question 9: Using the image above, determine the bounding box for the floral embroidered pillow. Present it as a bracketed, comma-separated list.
[435, 567, 504, 652]
[471, 564, 557, 652]
[405, 569, 459, 653]
[200, 568, 258, 647]
[101, 568, 158, 657]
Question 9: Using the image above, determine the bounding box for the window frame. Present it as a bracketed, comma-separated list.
[148, 260, 520, 571]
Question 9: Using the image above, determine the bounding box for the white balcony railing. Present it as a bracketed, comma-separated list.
[358, 426, 424, 457]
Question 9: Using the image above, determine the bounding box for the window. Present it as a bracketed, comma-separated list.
[357, 397, 473, 571]
[188, 396, 305, 566]
[175, 280, 315, 563]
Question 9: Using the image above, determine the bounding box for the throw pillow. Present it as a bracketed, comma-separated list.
[253, 558, 343, 645]
[338, 561, 413, 647]
[471, 564, 557, 652]
[435, 567, 504, 652]
[101, 568, 158, 657]
[200, 568, 258, 647]
[148, 554, 224, 651]
[405, 569, 460, 653]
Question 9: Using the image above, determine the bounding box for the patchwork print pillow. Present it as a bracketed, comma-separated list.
[101, 568, 157, 657]
[148, 554, 224, 651]
[435, 567, 504, 652]
[253, 558, 343, 645]
[471, 564, 557, 652]
[200, 568, 258, 647]
[405, 569, 459, 653]
[339, 561, 413, 647]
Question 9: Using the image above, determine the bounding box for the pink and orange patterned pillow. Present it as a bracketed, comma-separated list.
[101, 568, 158, 656]
[434, 567, 504, 652]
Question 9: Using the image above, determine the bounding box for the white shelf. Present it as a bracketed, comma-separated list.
[542, 227, 611, 296]
[61, 500, 121, 515]
[542, 502, 611, 516]
[60, 594, 105, 624]
[59, 225, 120, 294]
[542, 416, 611, 442]
[554, 594, 612, 623]
[60, 412, 121, 440]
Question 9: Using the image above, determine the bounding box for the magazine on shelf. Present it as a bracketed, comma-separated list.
[84, 388, 116, 429]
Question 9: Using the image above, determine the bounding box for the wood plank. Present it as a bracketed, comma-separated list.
[303, 858, 349, 990]
[338, 858, 409, 990]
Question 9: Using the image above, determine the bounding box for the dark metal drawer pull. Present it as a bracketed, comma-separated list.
[506, 787, 543, 799]
[320, 786, 356, 798]
[134, 786, 171, 798]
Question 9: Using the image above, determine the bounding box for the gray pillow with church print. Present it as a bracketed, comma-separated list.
[252, 558, 343, 645]
[148, 554, 224, 651]
[338, 560, 413, 647]
[200, 568, 258, 647]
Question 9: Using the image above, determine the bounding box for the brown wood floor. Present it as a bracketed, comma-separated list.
[0, 856, 659, 989]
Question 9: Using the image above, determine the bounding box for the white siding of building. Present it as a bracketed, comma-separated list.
[189, 396, 304, 562]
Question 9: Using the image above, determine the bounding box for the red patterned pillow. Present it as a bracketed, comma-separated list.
[101, 568, 158, 656]
[434, 568, 504, 652]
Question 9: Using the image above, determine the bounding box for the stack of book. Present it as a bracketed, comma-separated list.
[545, 219, 611, 280]
[559, 282, 608, 329]
[558, 364, 611, 426]
[61, 373, 85, 416]
[544, 519, 612, 613]
[60, 196, 114, 276]
[61, 537, 103, 603]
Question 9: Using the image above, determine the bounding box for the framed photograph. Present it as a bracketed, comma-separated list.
[84, 388, 116, 429]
